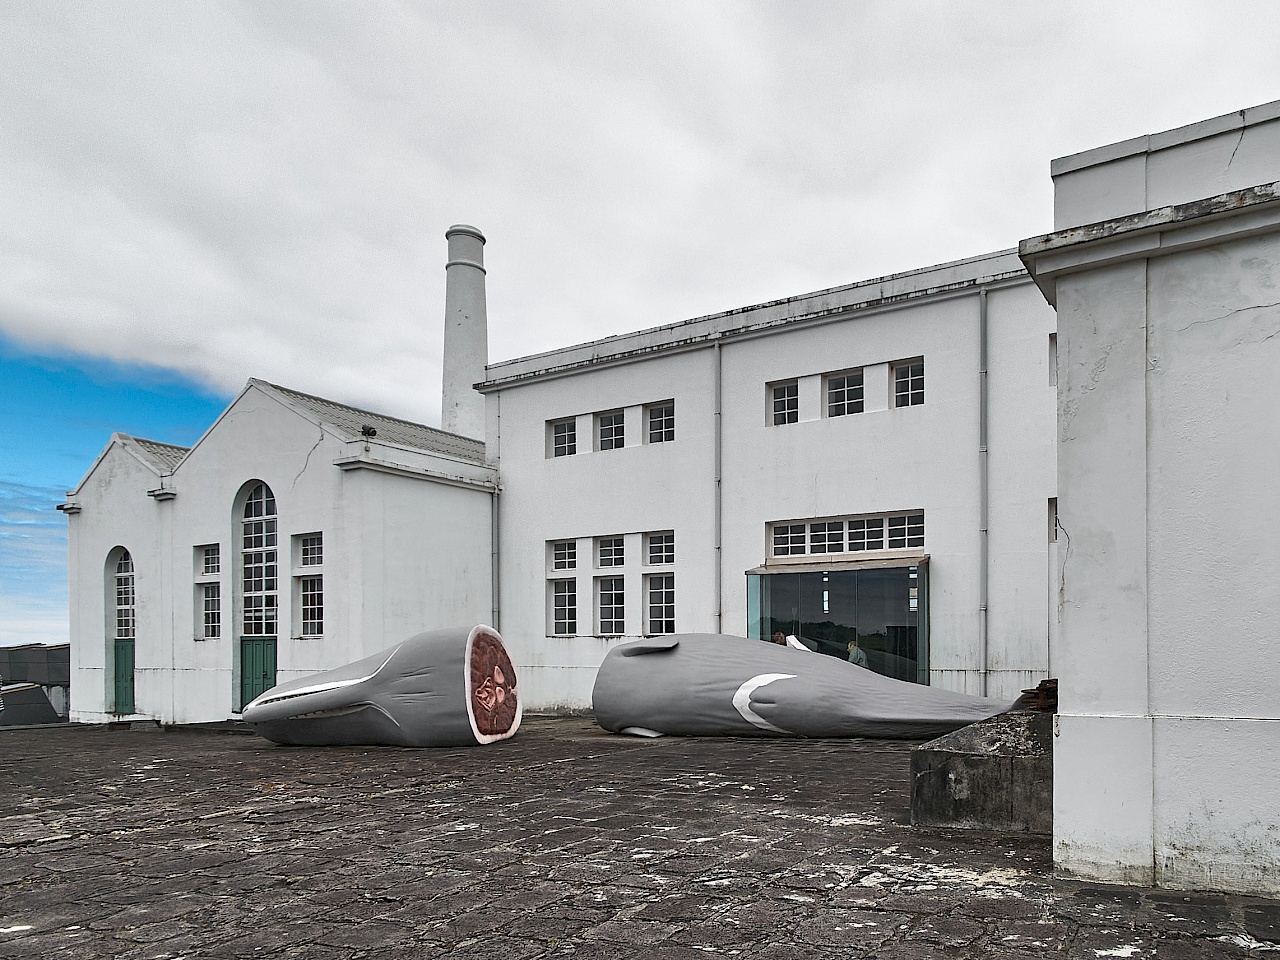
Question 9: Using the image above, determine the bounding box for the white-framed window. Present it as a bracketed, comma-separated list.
[770, 511, 925, 558]
[597, 536, 624, 567]
[809, 521, 844, 553]
[771, 380, 799, 425]
[300, 576, 323, 637]
[849, 517, 886, 552]
[552, 540, 577, 570]
[646, 574, 675, 635]
[597, 577, 625, 636]
[242, 483, 278, 638]
[646, 531, 675, 565]
[300, 534, 323, 566]
[827, 370, 865, 417]
[201, 583, 221, 639]
[597, 410, 625, 450]
[772, 523, 807, 556]
[115, 551, 136, 640]
[202, 544, 220, 575]
[887, 514, 924, 549]
[893, 358, 925, 407]
[550, 579, 577, 636]
[549, 418, 576, 458]
[646, 401, 675, 443]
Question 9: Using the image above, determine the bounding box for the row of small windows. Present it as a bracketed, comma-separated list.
[549, 574, 676, 637]
[770, 512, 925, 557]
[548, 400, 675, 458]
[549, 532, 675, 571]
[771, 357, 924, 426]
[547, 532, 676, 636]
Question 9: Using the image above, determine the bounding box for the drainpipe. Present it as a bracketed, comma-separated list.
[978, 287, 990, 697]
[490, 394, 501, 631]
[714, 341, 723, 632]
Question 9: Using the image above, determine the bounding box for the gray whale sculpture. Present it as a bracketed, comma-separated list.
[243, 624, 521, 747]
[592, 634, 1010, 739]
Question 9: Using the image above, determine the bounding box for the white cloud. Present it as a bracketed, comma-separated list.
[1, 0, 1278, 427]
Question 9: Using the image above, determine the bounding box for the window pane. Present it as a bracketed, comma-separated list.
[552, 419, 576, 457]
[598, 577, 625, 635]
[552, 579, 577, 635]
[772, 524, 806, 556]
[598, 537, 624, 567]
[598, 411, 625, 450]
[647, 532, 675, 565]
[895, 360, 925, 407]
[647, 402, 675, 443]
[827, 370, 864, 418]
[772, 382, 798, 425]
[647, 574, 675, 634]
[301, 534, 323, 566]
[810, 521, 844, 553]
[553, 540, 576, 570]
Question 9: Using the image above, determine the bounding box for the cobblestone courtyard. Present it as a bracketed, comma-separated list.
[2, 718, 1277, 959]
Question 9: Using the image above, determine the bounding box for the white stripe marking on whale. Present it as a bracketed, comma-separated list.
[732, 673, 797, 734]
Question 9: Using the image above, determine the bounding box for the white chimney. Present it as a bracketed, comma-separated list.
[440, 224, 488, 440]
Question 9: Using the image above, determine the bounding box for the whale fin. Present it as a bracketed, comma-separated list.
[733, 673, 797, 734]
[618, 638, 681, 657]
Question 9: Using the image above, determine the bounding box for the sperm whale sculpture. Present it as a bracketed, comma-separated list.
[592, 634, 1010, 739]
[243, 624, 520, 747]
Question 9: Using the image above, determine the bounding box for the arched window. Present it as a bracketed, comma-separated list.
[241, 483, 278, 639]
[115, 551, 136, 641]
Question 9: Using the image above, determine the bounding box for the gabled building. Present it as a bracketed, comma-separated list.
[62, 378, 496, 723]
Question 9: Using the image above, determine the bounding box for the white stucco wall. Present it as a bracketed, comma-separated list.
[486, 254, 1057, 711]
[1052, 99, 1280, 230]
[65, 441, 167, 723]
[1027, 99, 1280, 897]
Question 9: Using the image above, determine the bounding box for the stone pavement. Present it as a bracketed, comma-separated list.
[1, 717, 1276, 959]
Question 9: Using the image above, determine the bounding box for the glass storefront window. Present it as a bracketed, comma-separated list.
[747, 564, 929, 684]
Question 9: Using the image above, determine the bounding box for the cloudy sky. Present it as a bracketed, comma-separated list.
[2, 0, 1278, 645]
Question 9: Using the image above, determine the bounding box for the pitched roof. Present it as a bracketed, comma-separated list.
[130, 436, 190, 473]
[254, 380, 485, 463]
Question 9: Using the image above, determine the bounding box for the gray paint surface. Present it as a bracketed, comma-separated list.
[243, 625, 520, 747]
[592, 634, 1010, 739]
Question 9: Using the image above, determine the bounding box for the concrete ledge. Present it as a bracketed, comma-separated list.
[910, 711, 1052, 834]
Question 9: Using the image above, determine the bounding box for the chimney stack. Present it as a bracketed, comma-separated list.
[440, 224, 488, 440]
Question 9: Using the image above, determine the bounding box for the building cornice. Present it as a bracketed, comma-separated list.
[479, 268, 1030, 393]
[333, 454, 499, 493]
[1020, 181, 1280, 306]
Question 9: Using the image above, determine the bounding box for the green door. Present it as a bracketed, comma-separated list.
[239, 638, 277, 709]
[113, 638, 135, 715]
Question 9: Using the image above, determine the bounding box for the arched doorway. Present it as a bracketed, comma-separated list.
[237, 482, 278, 708]
[109, 549, 136, 714]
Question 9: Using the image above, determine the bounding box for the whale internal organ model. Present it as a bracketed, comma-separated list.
[592, 634, 1011, 739]
[242, 624, 521, 747]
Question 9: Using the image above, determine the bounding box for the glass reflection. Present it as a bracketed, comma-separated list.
[748, 565, 928, 684]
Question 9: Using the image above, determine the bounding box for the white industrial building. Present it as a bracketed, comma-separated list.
[62, 101, 1279, 897]
[481, 250, 1057, 709]
[63, 229, 1057, 722]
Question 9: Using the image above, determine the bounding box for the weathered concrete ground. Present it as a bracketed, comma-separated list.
[2, 717, 1277, 959]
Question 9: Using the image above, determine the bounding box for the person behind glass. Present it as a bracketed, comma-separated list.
[846, 638, 868, 667]
[771, 631, 787, 646]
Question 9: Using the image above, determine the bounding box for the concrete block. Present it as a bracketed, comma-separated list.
[910, 711, 1052, 834]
